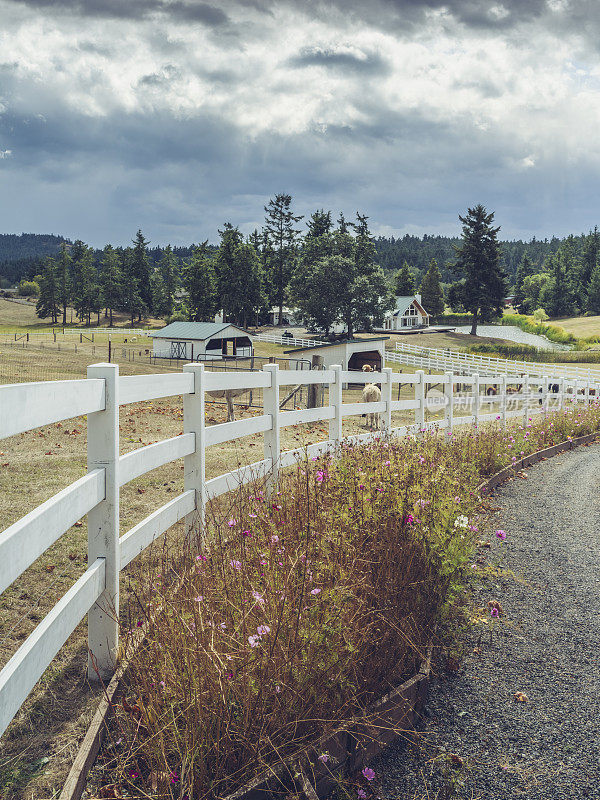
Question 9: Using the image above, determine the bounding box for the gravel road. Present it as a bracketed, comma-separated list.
[373, 441, 600, 799]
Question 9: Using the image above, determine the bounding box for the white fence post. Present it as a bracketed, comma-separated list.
[558, 377, 565, 411]
[87, 363, 119, 681]
[500, 375, 507, 428]
[542, 375, 549, 414]
[585, 370, 591, 405]
[183, 363, 206, 542]
[329, 364, 343, 444]
[415, 370, 425, 431]
[472, 373, 480, 428]
[382, 367, 393, 434]
[263, 364, 280, 492]
[444, 371, 454, 433]
[523, 374, 530, 423]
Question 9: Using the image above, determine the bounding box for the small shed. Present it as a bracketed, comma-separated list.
[149, 322, 253, 361]
[285, 337, 388, 374]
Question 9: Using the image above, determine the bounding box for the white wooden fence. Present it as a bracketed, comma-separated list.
[391, 340, 600, 381]
[254, 332, 323, 348]
[0, 362, 598, 739]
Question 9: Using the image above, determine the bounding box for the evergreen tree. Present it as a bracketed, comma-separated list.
[290, 254, 353, 335]
[419, 258, 445, 319]
[215, 224, 243, 319]
[156, 245, 179, 318]
[306, 209, 333, 239]
[36, 257, 60, 323]
[216, 225, 264, 325]
[513, 253, 534, 313]
[394, 261, 415, 296]
[69, 240, 88, 321]
[541, 249, 577, 317]
[99, 245, 123, 326]
[130, 230, 152, 319]
[56, 242, 71, 325]
[120, 247, 145, 324]
[183, 243, 218, 322]
[263, 194, 303, 323]
[73, 246, 99, 325]
[580, 227, 600, 293]
[587, 263, 600, 314]
[453, 205, 506, 335]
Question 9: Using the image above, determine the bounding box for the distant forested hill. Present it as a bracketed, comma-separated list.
[0, 233, 68, 284]
[374, 234, 563, 285]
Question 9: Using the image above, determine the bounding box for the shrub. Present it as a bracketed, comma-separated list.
[17, 280, 40, 297]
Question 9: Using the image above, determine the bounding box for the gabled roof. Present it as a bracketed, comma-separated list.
[392, 296, 429, 317]
[285, 337, 389, 353]
[149, 322, 252, 340]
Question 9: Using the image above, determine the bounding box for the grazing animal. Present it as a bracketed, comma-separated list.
[362, 364, 382, 430]
[207, 388, 247, 422]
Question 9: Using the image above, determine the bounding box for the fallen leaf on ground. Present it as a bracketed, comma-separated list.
[514, 691, 528, 702]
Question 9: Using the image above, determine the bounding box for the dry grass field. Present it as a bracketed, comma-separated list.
[549, 315, 600, 339]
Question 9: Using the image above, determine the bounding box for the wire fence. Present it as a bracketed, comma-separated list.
[0, 340, 315, 410]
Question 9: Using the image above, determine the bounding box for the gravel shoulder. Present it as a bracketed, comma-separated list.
[374, 440, 600, 799]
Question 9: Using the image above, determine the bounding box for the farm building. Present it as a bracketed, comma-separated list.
[266, 306, 302, 326]
[285, 337, 389, 373]
[383, 294, 430, 330]
[149, 322, 253, 361]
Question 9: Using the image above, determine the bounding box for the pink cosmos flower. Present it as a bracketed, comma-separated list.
[194, 595, 203, 602]
[248, 635, 260, 647]
[490, 608, 499, 618]
[257, 624, 271, 636]
[252, 591, 265, 606]
[362, 767, 375, 781]
[318, 753, 329, 763]
[310, 588, 321, 595]
[230, 559, 242, 570]
[358, 791, 367, 799]
[271, 534, 279, 544]
[495, 530, 507, 541]
[228, 519, 236, 527]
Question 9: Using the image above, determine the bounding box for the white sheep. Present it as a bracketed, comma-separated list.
[207, 388, 247, 422]
[361, 364, 381, 430]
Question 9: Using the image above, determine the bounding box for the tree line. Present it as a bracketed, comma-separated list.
[32, 198, 396, 334]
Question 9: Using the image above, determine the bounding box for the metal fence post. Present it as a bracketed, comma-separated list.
[329, 364, 343, 444]
[415, 370, 425, 431]
[263, 364, 280, 492]
[382, 367, 393, 434]
[183, 363, 206, 542]
[87, 363, 119, 681]
[444, 371, 454, 433]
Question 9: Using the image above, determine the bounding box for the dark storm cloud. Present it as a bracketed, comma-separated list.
[288, 47, 390, 76]
[3, 0, 229, 24]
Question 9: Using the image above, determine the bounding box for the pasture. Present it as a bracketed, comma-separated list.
[550, 314, 600, 339]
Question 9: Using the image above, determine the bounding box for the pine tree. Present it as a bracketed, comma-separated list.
[306, 209, 332, 239]
[36, 257, 60, 323]
[419, 258, 445, 319]
[156, 245, 179, 318]
[453, 205, 506, 335]
[75, 247, 99, 325]
[99, 245, 123, 326]
[56, 242, 71, 325]
[263, 194, 303, 323]
[394, 261, 415, 296]
[120, 247, 145, 324]
[130, 230, 152, 319]
[215, 224, 243, 320]
[183, 243, 218, 322]
[579, 227, 599, 296]
[587, 263, 600, 314]
[69, 240, 88, 321]
[513, 253, 534, 313]
[542, 249, 577, 317]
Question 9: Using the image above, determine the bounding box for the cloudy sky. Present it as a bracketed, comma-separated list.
[0, 0, 599, 247]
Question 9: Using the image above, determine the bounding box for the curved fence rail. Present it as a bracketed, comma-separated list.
[392, 340, 600, 380]
[1, 360, 599, 739]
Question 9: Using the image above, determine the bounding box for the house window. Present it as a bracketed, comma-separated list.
[170, 341, 187, 359]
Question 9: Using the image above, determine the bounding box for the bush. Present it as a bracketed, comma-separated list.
[99, 403, 600, 798]
[165, 312, 187, 324]
[17, 280, 40, 297]
[502, 312, 576, 346]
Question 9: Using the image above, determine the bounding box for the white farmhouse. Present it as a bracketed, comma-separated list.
[383, 294, 430, 331]
[149, 322, 253, 361]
